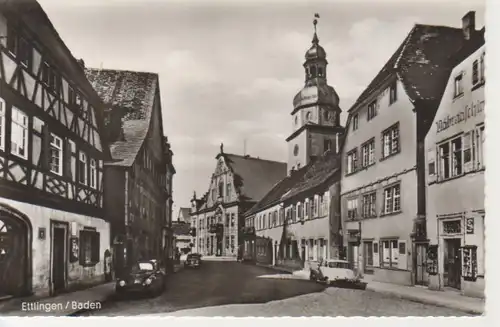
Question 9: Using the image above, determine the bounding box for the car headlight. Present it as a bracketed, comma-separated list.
[119, 280, 125, 287]
[144, 278, 152, 285]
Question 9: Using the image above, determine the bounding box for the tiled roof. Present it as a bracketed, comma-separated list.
[282, 150, 340, 201]
[244, 165, 310, 216]
[223, 154, 287, 203]
[349, 24, 466, 111]
[450, 28, 485, 67]
[172, 222, 191, 236]
[85, 68, 158, 166]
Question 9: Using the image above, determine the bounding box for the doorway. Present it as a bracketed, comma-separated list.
[415, 243, 429, 286]
[51, 222, 68, 295]
[444, 238, 461, 289]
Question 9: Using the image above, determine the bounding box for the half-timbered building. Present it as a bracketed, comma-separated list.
[85, 68, 175, 275]
[0, 1, 110, 297]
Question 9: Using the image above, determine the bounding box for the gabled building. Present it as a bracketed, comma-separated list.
[0, 0, 110, 297]
[190, 144, 286, 258]
[340, 13, 473, 286]
[424, 22, 485, 298]
[242, 17, 344, 270]
[85, 68, 175, 275]
[172, 220, 191, 254]
[177, 207, 190, 224]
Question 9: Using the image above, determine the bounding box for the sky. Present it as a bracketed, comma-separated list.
[36, 0, 485, 214]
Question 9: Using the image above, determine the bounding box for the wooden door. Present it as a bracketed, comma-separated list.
[444, 239, 461, 289]
[52, 225, 67, 293]
[415, 243, 429, 286]
[0, 216, 28, 296]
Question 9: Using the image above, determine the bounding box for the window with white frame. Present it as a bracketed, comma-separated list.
[50, 134, 63, 175]
[480, 52, 485, 83]
[11, 107, 28, 159]
[347, 198, 358, 220]
[297, 203, 303, 220]
[389, 81, 398, 105]
[352, 114, 359, 131]
[382, 124, 399, 158]
[367, 100, 377, 121]
[472, 60, 479, 86]
[79, 151, 88, 184]
[361, 139, 375, 167]
[346, 149, 358, 174]
[90, 158, 97, 189]
[362, 192, 376, 218]
[0, 99, 5, 150]
[381, 240, 399, 268]
[383, 184, 401, 214]
[454, 73, 464, 97]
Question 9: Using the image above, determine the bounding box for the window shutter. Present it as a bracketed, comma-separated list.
[78, 231, 85, 265]
[63, 139, 72, 177]
[398, 240, 407, 270]
[373, 242, 380, 267]
[463, 132, 473, 173]
[427, 148, 436, 183]
[41, 124, 50, 170]
[91, 232, 100, 263]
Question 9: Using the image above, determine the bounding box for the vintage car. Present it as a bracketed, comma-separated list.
[309, 259, 366, 290]
[184, 253, 202, 268]
[115, 259, 166, 296]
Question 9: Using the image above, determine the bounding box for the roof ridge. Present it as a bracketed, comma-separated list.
[225, 153, 286, 165]
[85, 67, 159, 76]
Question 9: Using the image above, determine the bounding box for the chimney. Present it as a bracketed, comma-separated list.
[462, 11, 476, 40]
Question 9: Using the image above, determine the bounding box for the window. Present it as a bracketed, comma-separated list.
[362, 192, 376, 218]
[367, 100, 377, 120]
[79, 229, 100, 266]
[273, 211, 277, 227]
[75, 93, 83, 108]
[230, 236, 235, 250]
[437, 134, 474, 180]
[381, 240, 398, 268]
[480, 52, 485, 83]
[318, 67, 324, 77]
[427, 149, 436, 176]
[79, 152, 88, 184]
[389, 81, 397, 105]
[226, 183, 231, 200]
[11, 107, 28, 159]
[231, 213, 235, 227]
[361, 139, 375, 167]
[472, 60, 479, 86]
[347, 198, 358, 220]
[383, 184, 401, 214]
[7, 26, 18, 56]
[478, 126, 485, 168]
[324, 110, 330, 121]
[352, 114, 359, 131]
[305, 111, 312, 121]
[90, 158, 97, 189]
[438, 142, 450, 179]
[346, 149, 358, 174]
[454, 73, 464, 97]
[297, 203, 303, 220]
[18, 37, 32, 68]
[0, 99, 5, 150]
[451, 137, 462, 176]
[68, 86, 75, 106]
[218, 181, 223, 197]
[382, 124, 399, 158]
[41, 62, 59, 93]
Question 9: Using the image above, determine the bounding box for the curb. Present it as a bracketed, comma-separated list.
[364, 286, 484, 315]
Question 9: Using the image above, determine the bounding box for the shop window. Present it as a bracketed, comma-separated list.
[381, 240, 398, 268]
[79, 229, 100, 266]
[462, 245, 478, 281]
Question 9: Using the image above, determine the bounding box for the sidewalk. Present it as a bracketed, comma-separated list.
[0, 282, 115, 317]
[363, 280, 485, 315]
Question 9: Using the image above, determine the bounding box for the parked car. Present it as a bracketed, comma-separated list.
[115, 259, 166, 296]
[184, 253, 202, 268]
[310, 259, 366, 290]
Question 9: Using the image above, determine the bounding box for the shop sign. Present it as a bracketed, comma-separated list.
[436, 100, 485, 133]
[466, 217, 475, 234]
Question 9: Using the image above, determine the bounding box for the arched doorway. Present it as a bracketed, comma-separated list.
[0, 204, 32, 296]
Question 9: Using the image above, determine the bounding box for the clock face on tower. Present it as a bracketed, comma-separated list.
[294, 144, 299, 156]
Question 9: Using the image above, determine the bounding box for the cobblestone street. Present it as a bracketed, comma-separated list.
[81, 262, 473, 317]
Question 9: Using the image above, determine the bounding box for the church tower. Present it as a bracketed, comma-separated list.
[287, 14, 344, 174]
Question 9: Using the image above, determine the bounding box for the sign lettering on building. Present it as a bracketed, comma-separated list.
[466, 217, 474, 234]
[435, 100, 485, 133]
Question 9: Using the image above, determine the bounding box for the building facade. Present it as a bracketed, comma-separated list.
[85, 69, 175, 275]
[172, 221, 191, 254]
[190, 144, 286, 258]
[177, 207, 191, 224]
[243, 19, 344, 270]
[425, 28, 485, 298]
[0, 1, 110, 297]
[340, 16, 471, 286]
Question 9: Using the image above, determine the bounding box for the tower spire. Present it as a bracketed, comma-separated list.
[313, 13, 320, 44]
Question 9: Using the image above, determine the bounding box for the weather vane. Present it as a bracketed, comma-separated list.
[313, 13, 320, 34]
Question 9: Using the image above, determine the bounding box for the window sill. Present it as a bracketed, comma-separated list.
[377, 266, 405, 271]
[453, 93, 464, 101]
[471, 81, 485, 92]
[380, 211, 402, 218]
[360, 162, 376, 171]
[434, 168, 485, 184]
[380, 150, 400, 162]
